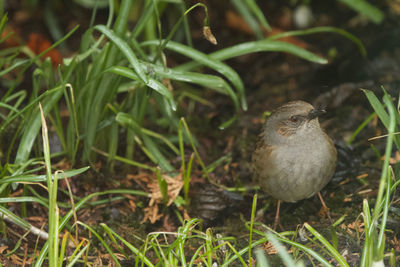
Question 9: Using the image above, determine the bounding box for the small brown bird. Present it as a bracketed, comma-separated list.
[252, 100, 337, 227]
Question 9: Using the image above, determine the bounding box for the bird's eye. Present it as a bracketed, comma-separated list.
[290, 116, 298, 122]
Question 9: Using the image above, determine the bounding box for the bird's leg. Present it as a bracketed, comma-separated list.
[273, 200, 281, 230]
[317, 192, 332, 222]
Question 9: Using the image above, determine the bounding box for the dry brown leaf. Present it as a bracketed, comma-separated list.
[381, 151, 400, 164]
[148, 173, 184, 207]
[389, 236, 400, 251]
[27, 216, 46, 223]
[93, 256, 102, 267]
[27, 33, 63, 67]
[162, 78, 174, 91]
[142, 205, 162, 224]
[128, 199, 137, 213]
[128, 172, 184, 223]
[52, 158, 71, 170]
[142, 173, 184, 223]
[203, 26, 217, 45]
[0, 246, 8, 254]
[162, 215, 176, 232]
[263, 241, 278, 255]
[388, 0, 400, 15]
[356, 173, 369, 179]
[182, 208, 191, 221]
[347, 221, 364, 232]
[317, 205, 330, 218]
[10, 254, 23, 265]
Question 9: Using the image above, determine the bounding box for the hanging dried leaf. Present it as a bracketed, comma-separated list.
[203, 26, 217, 45]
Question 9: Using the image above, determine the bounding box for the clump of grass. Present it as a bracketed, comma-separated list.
[1, 0, 364, 172]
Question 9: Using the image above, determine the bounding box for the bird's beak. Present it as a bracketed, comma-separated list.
[307, 109, 326, 120]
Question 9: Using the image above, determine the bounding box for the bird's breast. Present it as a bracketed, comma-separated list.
[259, 133, 336, 202]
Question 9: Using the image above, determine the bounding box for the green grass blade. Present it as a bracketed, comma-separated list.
[142, 134, 174, 171]
[249, 194, 257, 263]
[156, 3, 209, 59]
[275, 235, 334, 267]
[40, 103, 59, 266]
[304, 223, 349, 267]
[362, 90, 389, 127]
[374, 93, 396, 261]
[222, 238, 266, 266]
[65, 241, 90, 267]
[117, 112, 179, 154]
[362, 89, 400, 151]
[0, 196, 48, 206]
[244, 0, 270, 31]
[65, 0, 114, 65]
[107, 66, 176, 110]
[0, 205, 31, 229]
[15, 88, 63, 164]
[131, 0, 155, 39]
[338, 0, 384, 24]
[231, 0, 264, 39]
[255, 248, 271, 267]
[347, 112, 375, 145]
[94, 25, 149, 83]
[267, 232, 304, 267]
[267, 26, 366, 56]
[0, 59, 30, 77]
[0, 167, 89, 184]
[142, 39, 247, 110]
[208, 39, 327, 64]
[35, 188, 150, 266]
[78, 222, 122, 267]
[143, 63, 240, 110]
[176, 39, 327, 74]
[115, 112, 175, 171]
[0, 13, 8, 36]
[361, 199, 372, 267]
[101, 223, 155, 267]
